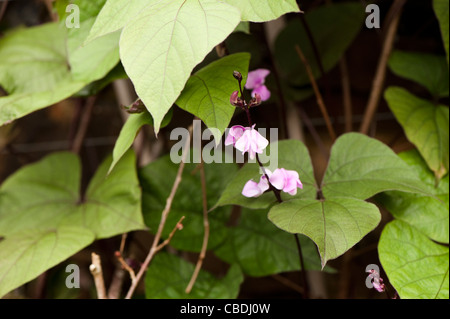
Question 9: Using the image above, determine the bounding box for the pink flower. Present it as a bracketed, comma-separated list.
[242, 168, 303, 198]
[224, 125, 245, 146]
[234, 124, 269, 160]
[242, 172, 270, 198]
[245, 69, 271, 101]
[269, 168, 303, 196]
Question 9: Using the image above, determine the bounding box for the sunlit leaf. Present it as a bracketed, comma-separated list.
[119, 0, 240, 132]
[379, 220, 449, 299]
[385, 87, 449, 178]
[0, 151, 145, 297]
[378, 150, 449, 244]
[224, 0, 300, 22]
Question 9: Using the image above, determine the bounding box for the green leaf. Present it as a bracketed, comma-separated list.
[145, 252, 243, 299]
[377, 150, 449, 244]
[434, 0, 449, 65]
[379, 220, 449, 299]
[214, 208, 329, 276]
[321, 133, 430, 200]
[0, 151, 145, 297]
[0, 20, 120, 126]
[384, 87, 449, 178]
[119, 0, 241, 132]
[140, 154, 238, 252]
[109, 110, 172, 173]
[84, 0, 149, 44]
[215, 139, 318, 210]
[388, 50, 449, 98]
[176, 53, 250, 143]
[274, 2, 365, 86]
[67, 18, 120, 82]
[0, 227, 94, 299]
[224, 0, 300, 22]
[268, 198, 381, 268]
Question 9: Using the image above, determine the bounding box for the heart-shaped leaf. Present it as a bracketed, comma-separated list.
[145, 252, 243, 299]
[321, 133, 429, 200]
[0, 20, 120, 126]
[119, 0, 241, 132]
[384, 87, 449, 178]
[214, 208, 330, 276]
[176, 53, 250, 143]
[377, 150, 449, 244]
[379, 220, 449, 299]
[224, 0, 300, 22]
[0, 151, 145, 297]
[388, 50, 449, 98]
[215, 139, 317, 209]
[268, 198, 381, 268]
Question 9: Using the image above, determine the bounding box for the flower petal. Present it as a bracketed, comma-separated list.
[242, 180, 263, 197]
[225, 125, 245, 146]
[245, 69, 270, 89]
[252, 84, 271, 101]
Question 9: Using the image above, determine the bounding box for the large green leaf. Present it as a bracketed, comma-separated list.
[385, 87, 449, 178]
[176, 53, 250, 143]
[145, 253, 243, 299]
[214, 208, 328, 276]
[434, 0, 449, 65]
[0, 151, 145, 297]
[84, 0, 149, 44]
[215, 139, 318, 210]
[119, 0, 241, 132]
[274, 2, 365, 86]
[321, 133, 431, 200]
[379, 220, 449, 299]
[268, 198, 381, 268]
[224, 0, 300, 22]
[0, 20, 120, 126]
[378, 150, 449, 244]
[140, 154, 237, 252]
[388, 50, 449, 98]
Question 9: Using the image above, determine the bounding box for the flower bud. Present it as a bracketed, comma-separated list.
[233, 71, 242, 82]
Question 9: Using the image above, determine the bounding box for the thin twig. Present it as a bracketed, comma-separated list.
[115, 251, 137, 283]
[297, 106, 329, 160]
[359, 0, 406, 134]
[89, 252, 107, 299]
[119, 233, 128, 255]
[185, 159, 210, 294]
[71, 96, 96, 154]
[339, 56, 353, 132]
[124, 124, 193, 299]
[155, 216, 186, 252]
[295, 45, 336, 141]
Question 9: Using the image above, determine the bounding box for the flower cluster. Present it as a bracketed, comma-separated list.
[226, 69, 303, 199]
[242, 168, 303, 198]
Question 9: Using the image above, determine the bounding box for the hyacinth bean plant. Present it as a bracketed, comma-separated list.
[0, 0, 448, 300]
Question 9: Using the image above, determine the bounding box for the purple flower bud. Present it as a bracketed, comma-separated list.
[249, 93, 262, 107]
[233, 71, 243, 82]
